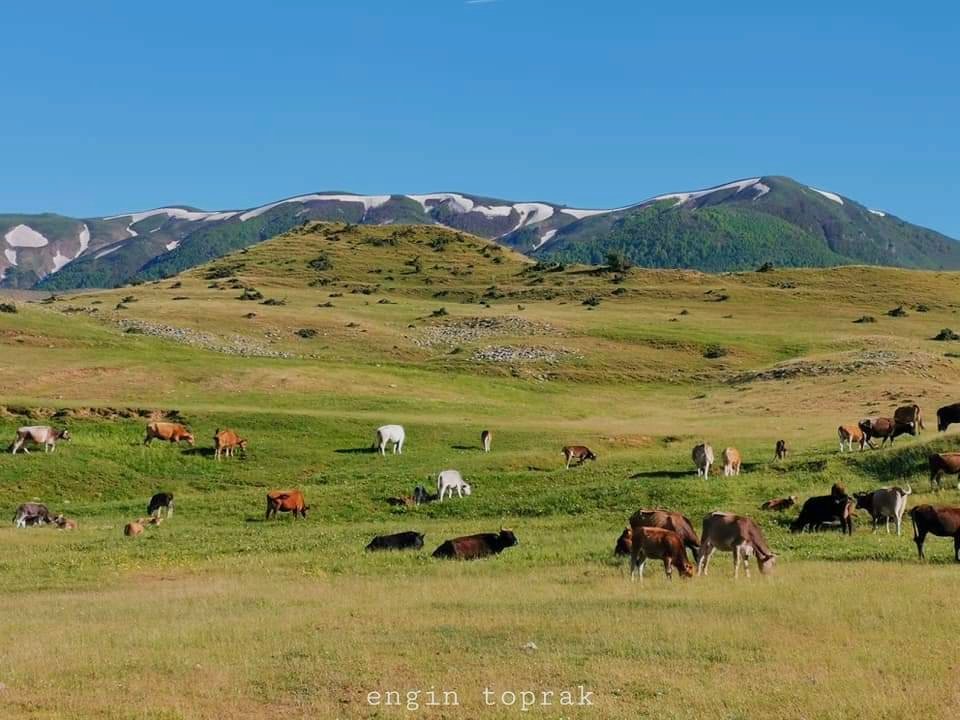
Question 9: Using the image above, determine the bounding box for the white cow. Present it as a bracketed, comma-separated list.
[692, 443, 714, 478]
[374, 425, 405, 455]
[437, 469, 472, 501]
[11, 426, 71, 454]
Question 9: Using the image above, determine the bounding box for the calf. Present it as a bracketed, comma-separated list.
[52, 514, 77, 530]
[838, 424, 865, 452]
[853, 486, 912, 535]
[629, 527, 694, 584]
[791, 493, 854, 535]
[774, 440, 788, 461]
[265, 490, 309, 519]
[10, 426, 70, 454]
[481, 430, 492, 453]
[722, 447, 742, 477]
[124, 519, 146, 537]
[437, 470, 472, 501]
[432, 529, 518, 560]
[692, 443, 714, 478]
[563, 445, 596, 469]
[760, 496, 797, 512]
[936, 403, 960, 432]
[893, 404, 924, 435]
[629, 508, 701, 562]
[144, 422, 194, 446]
[910, 505, 960, 561]
[858, 417, 912, 449]
[214, 429, 247, 460]
[614, 527, 633, 556]
[147, 492, 175, 518]
[699, 512, 776, 578]
[374, 424, 405, 455]
[13, 502, 53, 528]
[366, 531, 425, 551]
[930, 453, 960, 491]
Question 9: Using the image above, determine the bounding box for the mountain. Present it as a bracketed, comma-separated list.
[2, 176, 958, 290]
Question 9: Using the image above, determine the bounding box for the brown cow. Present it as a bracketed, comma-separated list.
[722, 447, 742, 476]
[858, 417, 912, 449]
[629, 508, 701, 562]
[266, 490, 309, 519]
[124, 519, 146, 537]
[893, 404, 924, 435]
[563, 445, 597, 469]
[214, 428, 247, 460]
[838, 424, 865, 452]
[760, 496, 797, 511]
[910, 505, 960, 561]
[629, 527, 694, 583]
[432, 529, 518, 559]
[699, 512, 776, 578]
[929, 453, 960, 491]
[144, 422, 194, 446]
[614, 527, 633, 556]
[774, 440, 788, 461]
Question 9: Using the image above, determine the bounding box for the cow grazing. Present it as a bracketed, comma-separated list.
[629, 508, 701, 562]
[910, 505, 960, 561]
[791, 492, 854, 535]
[930, 453, 960, 491]
[481, 430, 492, 452]
[214, 429, 247, 460]
[366, 531, 425, 552]
[629, 527, 694, 584]
[52, 514, 77, 530]
[698, 512, 776, 578]
[10, 426, 70, 454]
[838, 425, 865, 452]
[124, 519, 146, 537]
[858, 417, 912, 449]
[13, 502, 53, 528]
[893, 404, 924, 435]
[147, 492, 175, 518]
[432, 529, 518, 560]
[563, 445, 597, 469]
[760, 496, 797, 512]
[374, 425, 405, 455]
[722, 447, 742, 477]
[614, 527, 633, 556]
[853, 486, 912, 535]
[692, 443, 714, 478]
[144, 422, 194, 446]
[265, 490, 309, 519]
[437, 469, 472, 501]
[937, 403, 960, 432]
[774, 440, 788, 461]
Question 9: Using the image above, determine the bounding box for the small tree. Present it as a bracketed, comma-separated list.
[606, 251, 632, 273]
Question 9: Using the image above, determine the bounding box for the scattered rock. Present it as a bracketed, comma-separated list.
[414, 316, 559, 348]
[115, 319, 292, 358]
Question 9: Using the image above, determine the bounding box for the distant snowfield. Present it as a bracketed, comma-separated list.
[51, 250, 71, 272]
[809, 187, 844, 205]
[95, 245, 122, 260]
[534, 229, 557, 249]
[869, 209, 886, 217]
[5, 224, 49, 248]
[3, 248, 16, 266]
[240, 194, 390, 222]
[650, 178, 762, 207]
[165, 240, 181, 252]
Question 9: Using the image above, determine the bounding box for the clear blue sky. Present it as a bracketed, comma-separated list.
[2, 1, 958, 236]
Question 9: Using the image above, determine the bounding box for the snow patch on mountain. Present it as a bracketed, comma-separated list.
[4, 248, 16, 266]
[651, 178, 762, 207]
[752, 181, 771, 199]
[562, 208, 609, 220]
[240, 194, 390, 222]
[95, 245, 122, 260]
[4, 224, 50, 248]
[809, 187, 844, 205]
[534, 229, 557, 249]
[51, 250, 72, 272]
[165, 240, 181, 252]
[869, 209, 886, 217]
[78, 224, 90, 255]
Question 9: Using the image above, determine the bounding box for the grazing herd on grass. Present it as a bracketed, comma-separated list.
[7, 400, 960, 574]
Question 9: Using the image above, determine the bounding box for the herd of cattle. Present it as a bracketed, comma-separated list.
[8, 402, 960, 574]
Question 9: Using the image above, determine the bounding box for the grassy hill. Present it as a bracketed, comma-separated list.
[3, 222, 960, 718]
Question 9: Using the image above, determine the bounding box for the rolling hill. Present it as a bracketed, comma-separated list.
[3, 176, 958, 290]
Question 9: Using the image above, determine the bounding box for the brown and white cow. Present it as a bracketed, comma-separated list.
[853, 486, 912, 535]
[699, 512, 776, 578]
[10, 426, 71, 454]
[838, 424, 865, 452]
[629, 527, 694, 583]
[124, 519, 146, 537]
[774, 440, 788, 461]
[144, 422, 194, 446]
[858, 417, 912, 449]
[214, 429, 247, 460]
[893, 404, 924, 435]
[722, 447, 742, 477]
[929, 453, 960, 491]
[481, 430, 493, 453]
[760, 496, 797, 512]
[265, 490, 309, 519]
[563, 445, 596, 469]
[910, 505, 960, 561]
[52, 514, 77, 530]
[629, 508, 701, 562]
[432, 529, 518, 560]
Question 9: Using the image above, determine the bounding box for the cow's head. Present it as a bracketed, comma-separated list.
[462, 483, 472, 496]
[586, 450, 597, 461]
[183, 432, 195, 446]
[499, 528, 518, 547]
[858, 419, 873, 434]
[58, 429, 71, 441]
[758, 554, 777, 575]
[238, 439, 249, 453]
[678, 560, 695, 578]
[302, 505, 310, 518]
[853, 492, 872, 511]
[938, 409, 949, 432]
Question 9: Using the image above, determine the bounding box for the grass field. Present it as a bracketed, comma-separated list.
[2, 223, 960, 719]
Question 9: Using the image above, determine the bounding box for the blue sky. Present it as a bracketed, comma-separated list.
[2, 1, 958, 236]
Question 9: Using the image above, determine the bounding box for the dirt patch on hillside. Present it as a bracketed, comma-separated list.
[414, 316, 560, 348]
[0, 406, 187, 422]
[728, 350, 949, 385]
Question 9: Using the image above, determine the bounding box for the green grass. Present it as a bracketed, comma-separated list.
[2, 223, 960, 718]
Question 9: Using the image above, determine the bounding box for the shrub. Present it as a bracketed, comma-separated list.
[606, 251, 632, 273]
[261, 298, 287, 306]
[0, 302, 16, 314]
[295, 328, 318, 339]
[582, 296, 601, 307]
[887, 305, 908, 317]
[431, 307, 449, 317]
[703, 344, 729, 359]
[757, 261, 775, 272]
[933, 328, 960, 341]
[853, 315, 876, 324]
[916, 304, 931, 313]
[308, 253, 333, 272]
[238, 288, 264, 301]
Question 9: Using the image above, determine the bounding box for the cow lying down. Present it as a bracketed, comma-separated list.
[366, 531, 425, 551]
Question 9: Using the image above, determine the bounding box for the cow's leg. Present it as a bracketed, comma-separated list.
[662, 558, 672, 580]
[733, 546, 741, 579]
[456, 486, 463, 498]
[630, 549, 645, 582]
[914, 529, 926, 560]
[954, 535, 960, 563]
[697, 544, 715, 576]
[11, 438, 22, 454]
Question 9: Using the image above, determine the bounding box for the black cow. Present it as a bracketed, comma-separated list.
[937, 403, 960, 432]
[366, 531, 425, 551]
[432, 529, 518, 560]
[791, 493, 854, 535]
[147, 492, 175, 518]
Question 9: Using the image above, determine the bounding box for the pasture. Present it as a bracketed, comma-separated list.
[2, 223, 960, 719]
